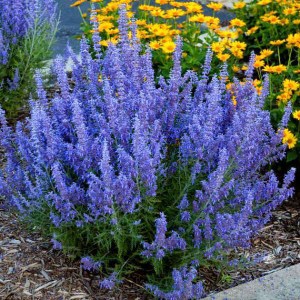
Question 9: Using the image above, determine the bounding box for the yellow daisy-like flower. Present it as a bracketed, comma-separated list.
[155, 0, 170, 4]
[164, 8, 186, 18]
[263, 64, 287, 74]
[211, 42, 225, 53]
[270, 39, 285, 46]
[253, 58, 265, 68]
[136, 19, 147, 26]
[161, 40, 176, 53]
[230, 48, 244, 59]
[259, 49, 274, 59]
[293, 110, 300, 121]
[206, 2, 223, 12]
[98, 22, 114, 33]
[232, 65, 240, 72]
[257, 0, 272, 5]
[279, 18, 289, 26]
[230, 18, 246, 27]
[169, 1, 185, 8]
[233, 1, 246, 9]
[189, 13, 206, 23]
[283, 7, 297, 15]
[149, 40, 161, 50]
[217, 53, 230, 62]
[184, 2, 203, 14]
[282, 129, 297, 149]
[245, 26, 259, 36]
[70, 0, 86, 7]
[99, 37, 118, 47]
[286, 33, 300, 48]
[277, 91, 292, 103]
[283, 79, 300, 91]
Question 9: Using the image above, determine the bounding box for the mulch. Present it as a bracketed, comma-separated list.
[1, 196, 299, 299]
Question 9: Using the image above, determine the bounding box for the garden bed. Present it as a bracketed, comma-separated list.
[1, 195, 299, 299]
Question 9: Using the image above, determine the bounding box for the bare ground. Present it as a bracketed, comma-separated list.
[0, 197, 299, 300]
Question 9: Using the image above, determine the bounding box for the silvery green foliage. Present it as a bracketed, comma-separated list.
[0, 7, 294, 299]
[0, 0, 57, 115]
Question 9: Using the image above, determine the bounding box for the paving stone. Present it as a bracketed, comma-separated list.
[204, 264, 300, 300]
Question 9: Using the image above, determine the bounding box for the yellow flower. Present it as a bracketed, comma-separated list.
[70, 0, 86, 7]
[164, 8, 186, 18]
[253, 58, 265, 68]
[99, 37, 118, 47]
[232, 95, 237, 106]
[286, 33, 300, 48]
[282, 129, 297, 149]
[267, 15, 280, 25]
[150, 8, 165, 18]
[161, 40, 176, 53]
[107, 28, 119, 35]
[263, 64, 287, 74]
[98, 22, 114, 32]
[233, 1, 246, 9]
[206, 2, 223, 12]
[259, 49, 274, 59]
[136, 19, 147, 26]
[216, 29, 238, 39]
[230, 48, 244, 59]
[270, 39, 285, 46]
[293, 19, 300, 25]
[169, 1, 185, 8]
[230, 18, 246, 27]
[230, 41, 247, 51]
[217, 53, 230, 62]
[149, 40, 161, 50]
[245, 26, 259, 36]
[277, 91, 292, 103]
[283, 7, 297, 15]
[283, 79, 299, 91]
[189, 13, 206, 23]
[232, 65, 240, 72]
[263, 65, 273, 72]
[204, 16, 220, 26]
[272, 65, 287, 74]
[257, 0, 272, 5]
[184, 2, 203, 14]
[279, 18, 289, 26]
[253, 79, 262, 95]
[211, 42, 225, 53]
[155, 0, 170, 4]
[293, 110, 300, 121]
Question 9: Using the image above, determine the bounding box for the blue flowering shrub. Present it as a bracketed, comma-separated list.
[0, 8, 295, 299]
[0, 0, 58, 118]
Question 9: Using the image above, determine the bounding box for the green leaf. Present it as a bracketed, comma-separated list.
[286, 151, 298, 162]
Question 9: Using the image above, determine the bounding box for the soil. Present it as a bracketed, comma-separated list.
[1, 193, 299, 299]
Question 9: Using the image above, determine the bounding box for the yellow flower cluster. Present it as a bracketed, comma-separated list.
[277, 79, 300, 103]
[282, 128, 297, 149]
[72, 0, 209, 54]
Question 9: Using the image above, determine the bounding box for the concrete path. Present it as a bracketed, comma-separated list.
[204, 264, 300, 300]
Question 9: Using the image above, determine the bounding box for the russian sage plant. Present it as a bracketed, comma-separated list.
[0, 0, 58, 118]
[0, 7, 295, 299]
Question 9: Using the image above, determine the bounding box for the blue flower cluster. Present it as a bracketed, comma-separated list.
[0, 7, 295, 299]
